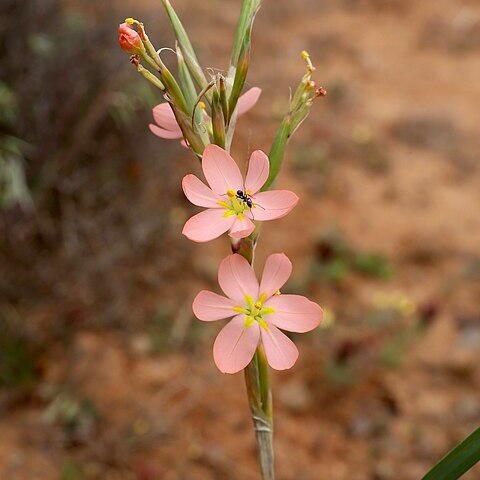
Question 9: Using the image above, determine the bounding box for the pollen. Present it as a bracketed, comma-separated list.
[301, 50, 310, 60]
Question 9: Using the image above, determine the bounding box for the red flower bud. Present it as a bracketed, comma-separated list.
[118, 22, 145, 55]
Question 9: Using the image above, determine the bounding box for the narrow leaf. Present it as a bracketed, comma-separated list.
[422, 427, 480, 480]
[176, 44, 197, 111]
[161, 0, 208, 90]
[230, 0, 261, 67]
[262, 117, 291, 191]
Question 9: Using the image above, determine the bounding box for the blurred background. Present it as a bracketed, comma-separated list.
[1, 0, 480, 479]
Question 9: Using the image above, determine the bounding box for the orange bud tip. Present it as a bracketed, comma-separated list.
[118, 22, 145, 55]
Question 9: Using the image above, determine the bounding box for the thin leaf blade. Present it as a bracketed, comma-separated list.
[422, 427, 480, 480]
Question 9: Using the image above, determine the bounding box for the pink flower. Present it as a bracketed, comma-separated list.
[118, 23, 145, 56]
[182, 144, 299, 242]
[149, 87, 262, 141]
[193, 253, 322, 374]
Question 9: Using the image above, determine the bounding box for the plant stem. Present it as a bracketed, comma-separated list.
[232, 235, 275, 479]
[244, 349, 275, 480]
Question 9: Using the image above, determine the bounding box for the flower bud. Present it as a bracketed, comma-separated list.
[118, 22, 145, 55]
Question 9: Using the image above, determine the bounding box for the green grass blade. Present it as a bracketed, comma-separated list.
[161, 0, 208, 89]
[422, 427, 480, 480]
[230, 0, 261, 67]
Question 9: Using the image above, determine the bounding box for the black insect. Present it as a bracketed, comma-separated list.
[236, 189, 254, 209]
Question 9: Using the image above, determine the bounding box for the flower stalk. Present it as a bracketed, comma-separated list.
[130, 56, 166, 91]
[262, 51, 327, 191]
[245, 348, 275, 480]
[231, 202, 273, 479]
[232, 229, 275, 480]
[119, 4, 324, 480]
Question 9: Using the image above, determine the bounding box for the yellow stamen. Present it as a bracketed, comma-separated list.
[260, 306, 275, 316]
[258, 319, 269, 331]
[234, 306, 249, 314]
[244, 316, 255, 328]
[244, 294, 255, 311]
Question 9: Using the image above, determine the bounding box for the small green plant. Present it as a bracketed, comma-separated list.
[0, 335, 38, 389]
[312, 226, 394, 283]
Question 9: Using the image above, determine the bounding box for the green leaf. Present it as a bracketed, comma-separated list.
[422, 427, 480, 480]
[161, 0, 208, 90]
[227, 19, 253, 122]
[262, 116, 290, 191]
[176, 45, 197, 111]
[230, 0, 261, 67]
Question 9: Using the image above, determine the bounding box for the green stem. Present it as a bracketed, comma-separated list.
[232, 235, 275, 480]
[244, 349, 275, 480]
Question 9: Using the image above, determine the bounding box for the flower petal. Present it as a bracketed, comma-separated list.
[182, 174, 222, 208]
[259, 253, 292, 299]
[213, 316, 260, 374]
[201, 144, 243, 195]
[261, 324, 299, 370]
[228, 216, 255, 239]
[249, 190, 299, 221]
[218, 253, 259, 303]
[265, 295, 323, 333]
[182, 209, 235, 243]
[149, 123, 184, 139]
[237, 87, 262, 117]
[245, 150, 269, 195]
[192, 290, 237, 321]
[152, 103, 181, 132]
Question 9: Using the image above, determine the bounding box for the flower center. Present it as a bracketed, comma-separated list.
[234, 293, 275, 330]
[217, 189, 253, 220]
